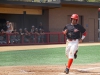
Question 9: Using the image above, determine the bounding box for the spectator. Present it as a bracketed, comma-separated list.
[39, 28, 45, 43]
[14, 29, 20, 43]
[30, 25, 35, 43]
[6, 21, 9, 26]
[24, 28, 30, 43]
[0, 35, 4, 44]
[6, 21, 10, 32]
[34, 28, 40, 43]
[6, 21, 13, 33]
[1, 29, 6, 34]
[0, 29, 7, 44]
[31, 25, 35, 33]
[19, 28, 24, 35]
[2, 23, 7, 31]
[13, 29, 19, 34]
[18, 28, 24, 43]
[10, 29, 19, 44]
[38, 22, 44, 30]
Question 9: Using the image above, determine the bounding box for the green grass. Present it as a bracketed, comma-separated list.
[0, 45, 100, 66]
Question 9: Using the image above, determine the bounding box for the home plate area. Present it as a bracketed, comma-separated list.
[0, 64, 100, 75]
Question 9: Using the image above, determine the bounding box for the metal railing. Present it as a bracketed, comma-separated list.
[5, 0, 60, 3]
[0, 32, 66, 46]
[1, 0, 100, 3]
[63, 0, 100, 2]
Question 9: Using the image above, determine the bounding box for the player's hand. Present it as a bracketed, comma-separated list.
[79, 39, 82, 43]
[62, 29, 67, 35]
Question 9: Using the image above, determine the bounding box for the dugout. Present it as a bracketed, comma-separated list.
[0, 0, 100, 43]
[0, 0, 60, 32]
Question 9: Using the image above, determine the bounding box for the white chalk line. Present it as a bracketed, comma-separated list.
[20, 70, 36, 74]
[58, 72, 74, 75]
[72, 67, 100, 72]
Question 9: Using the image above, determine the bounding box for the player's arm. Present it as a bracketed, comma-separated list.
[79, 26, 87, 43]
[62, 25, 68, 35]
[81, 31, 86, 40]
[79, 31, 86, 43]
[62, 29, 67, 35]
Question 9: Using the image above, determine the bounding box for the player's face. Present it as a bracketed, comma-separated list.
[71, 19, 77, 25]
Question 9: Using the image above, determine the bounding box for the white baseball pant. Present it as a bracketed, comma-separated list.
[65, 39, 79, 59]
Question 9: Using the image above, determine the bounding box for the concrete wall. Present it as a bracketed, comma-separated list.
[49, 6, 98, 42]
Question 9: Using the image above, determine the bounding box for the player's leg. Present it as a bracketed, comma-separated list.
[64, 41, 71, 74]
[74, 46, 78, 59]
[65, 40, 71, 58]
[74, 50, 78, 59]
[65, 45, 70, 58]
[64, 42, 78, 74]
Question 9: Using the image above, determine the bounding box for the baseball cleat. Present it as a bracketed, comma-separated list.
[74, 50, 78, 59]
[74, 54, 77, 59]
[64, 68, 69, 74]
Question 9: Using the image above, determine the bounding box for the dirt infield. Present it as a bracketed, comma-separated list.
[0, 43, 100, 75]
[0, 42, 100, 52]
[0, 64, 100, 75]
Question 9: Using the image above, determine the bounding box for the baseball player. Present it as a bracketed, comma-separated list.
[62, 14, 86, 74]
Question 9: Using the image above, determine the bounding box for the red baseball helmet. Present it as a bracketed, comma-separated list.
[71, 14, 79, 20]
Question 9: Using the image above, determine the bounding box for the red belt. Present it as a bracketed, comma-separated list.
[68, 39, 76, 41]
